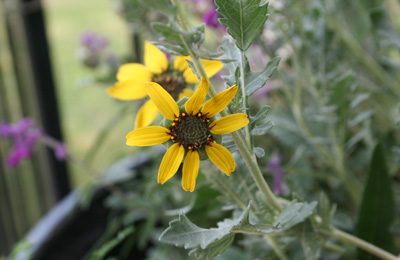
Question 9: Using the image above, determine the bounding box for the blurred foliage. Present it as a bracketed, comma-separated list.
[9, 0, 400, 258]
[69, 0, 400, 258]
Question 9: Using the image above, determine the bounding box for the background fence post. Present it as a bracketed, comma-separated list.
[18, 0, 71, 199]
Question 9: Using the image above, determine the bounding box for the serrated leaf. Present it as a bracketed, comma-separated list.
[159, 204, 251, 250]
[215, 0, 269, 50]
[250, 121, 273, 136]
[356, 144, 395, 260]
[250, 106, 271, 127]
[246, 57, 280, 96]
[152, 22, 182, 42]
[152, 22, 205, 47]
[250, 106, 274, 136]
[189, 235, 234, 259]
[152, 41, 188, 55]
[219, 38, 241, 86]
[272, 202, 318, 231]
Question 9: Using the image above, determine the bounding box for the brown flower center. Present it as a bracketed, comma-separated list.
[152, 73, 185, 100]
[169, 112, 214, 150]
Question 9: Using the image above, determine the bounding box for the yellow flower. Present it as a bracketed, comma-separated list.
[126, 77, 249, 192]
[106, 41, 224, 128]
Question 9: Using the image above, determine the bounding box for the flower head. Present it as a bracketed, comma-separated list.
[126, 78, 249, 192]
[0, 118, 68, 167]
[80, 31, 109, 53]
[78, 31, 110, 68]
[0, 118, 42, 167]
[107, 42, 223, 128]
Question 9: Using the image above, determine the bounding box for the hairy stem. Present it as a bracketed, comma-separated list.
[327, 228, 397, 260]
[239, 51, 252, 149]
[171, 3, 396, 259]
[264, 236, 289, 260]
[179, 33, 281, 211]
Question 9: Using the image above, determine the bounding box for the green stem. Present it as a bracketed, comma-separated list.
[232, 131, 282, 210]
[173, 6, 396, 258]
[178, 32, 282, 211]
[328, 228, 397, 260]
[239, 51, 252, 149]
[264, 236, 289, 260]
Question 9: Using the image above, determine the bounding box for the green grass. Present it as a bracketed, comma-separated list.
[45, 0, 136, 185]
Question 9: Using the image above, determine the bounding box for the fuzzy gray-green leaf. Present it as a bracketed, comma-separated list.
[152, 22, 204, 47]
[215, 0, 269, 50]
[219, 38, 241, 86]
[250, 106, 274, 136]
[272, 201, 318, 231]
[246, 57, 280, 96]
[159, 204, 250, 250]
[152, 41, 188, 55]
[188, 235, 235, 259]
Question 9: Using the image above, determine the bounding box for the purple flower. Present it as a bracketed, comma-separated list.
[0, 118, 43, 168]
[267, 153, 285, 195]
[1, 119, 69, 167]
[202, 9, 219, 28]
[79, 31, 110, 68]
[7, 144, 32, 167]
[0, 118, 33, 137]
[198, 1, 225, 31]
[53, 142, 68, 161]
[80, 31, 109, 53]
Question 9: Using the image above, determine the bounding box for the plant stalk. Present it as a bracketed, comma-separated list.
[264, 235, 289, 260]
[174, 6, 398, 259]
[327, 228, 397, 260]
[239, 51, 252, 149]
[179, 34, 282, 211]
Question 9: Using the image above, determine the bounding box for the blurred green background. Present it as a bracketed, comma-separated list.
[45, 0, 134, 186]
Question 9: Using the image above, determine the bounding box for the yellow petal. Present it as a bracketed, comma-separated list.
[202, 85, 238, 117]
[106, 80, 148, 100]
[182, 150, 200, 192]
[178, 88, 194, 99]
[134, 100, 159, 128]
[210, 113, 249, 135]
[205, 142, 235, 175]
[126, 126, 170, 146]
[183, 68, 200, 84]
[144, 41, 168, 74]
[158, 143, 185, 184]
[202, 59, 224, 78]
[185, 77, 209, 114]
[173, 56, 190, 71]
[116, 63, 152, 82]
[183, 59, 224, 84]
[145, 82, 180, 120]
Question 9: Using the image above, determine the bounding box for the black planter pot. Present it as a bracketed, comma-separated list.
[25, 155, 155, 260]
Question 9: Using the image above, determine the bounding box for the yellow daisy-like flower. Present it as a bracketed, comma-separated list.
[106, 41, 224, 128]
[126, 77, 249, 192]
